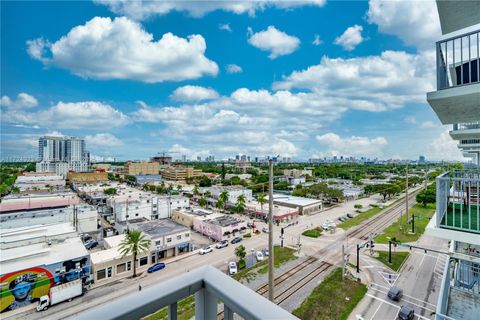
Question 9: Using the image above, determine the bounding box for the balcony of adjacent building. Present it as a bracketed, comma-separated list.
[76, 265, 297, 320]
[426, 28, 480, 125]
[427, 170, 480, 245]
[450, 122, 480, 140]
[436, 255, 480, 320]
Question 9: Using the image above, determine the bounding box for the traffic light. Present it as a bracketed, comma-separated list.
[370, 240, 374, 248]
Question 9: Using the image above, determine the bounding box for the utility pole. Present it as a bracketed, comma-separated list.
[356, 244, 360, 273]
[405, 164, 409, 226]
[388, 240, 392, 264]
[411, 214, 415, 233]
[342, 244, 345, 281]
[268, 159, 274, 302]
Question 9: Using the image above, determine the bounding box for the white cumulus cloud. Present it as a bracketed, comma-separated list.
[1, 93, 38, 109]
[335, 25, 364, 51]
[26, 16, 218, 83]
[248, 26, 300, 59]
[312, 34, 322, 46]
[95, 0, 326, 20]
[367, 0, 441, 50]
[219, 23, 232, 32]
[316, 133, 388, 157]
[170, 85, 219, 102]
[85, 133, 123, 147]
[226, 64, 243, 74]
[426, 129, 465, 161]
[273, 50, 435, 111]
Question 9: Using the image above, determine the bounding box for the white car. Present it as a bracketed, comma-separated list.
[262, 227, 269, 233]
[199, 245, 213, 255]
[228, 261, 238, 275]
[263, 249, 269, 257]
[256, 251, 264, 261]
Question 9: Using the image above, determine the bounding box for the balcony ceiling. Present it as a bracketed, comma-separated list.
[436, 1, 480, 35]
[427, 83, 480, 124]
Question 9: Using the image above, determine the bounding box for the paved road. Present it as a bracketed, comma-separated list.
[4, 188, 425, 320]
[349, 234, 449, 320]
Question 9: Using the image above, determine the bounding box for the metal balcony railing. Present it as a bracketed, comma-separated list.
[436, 170, 480, 234]
[453, 122, 480, 131]
[436, 30, 480, 90]
[75, 265, 298, 320]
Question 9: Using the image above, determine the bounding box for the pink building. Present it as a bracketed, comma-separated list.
[0, 193, 80, 212]
[193, 215, 248, 241]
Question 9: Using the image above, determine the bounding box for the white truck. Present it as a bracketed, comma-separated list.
[36, 279, 83, 311]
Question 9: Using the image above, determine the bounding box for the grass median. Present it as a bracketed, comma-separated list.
[302, 227, 322, 238]
[338, 206, 383, 230]
[374, 251, 410, 272]
[293, 268, 367, 320]
[375, 203, 435, 244]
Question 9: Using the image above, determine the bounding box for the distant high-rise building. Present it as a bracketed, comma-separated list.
[182, 155, 187, 162]
[418, 155, 426, 164]
[240, 155, 247, 161]
[235, 154, 240, 161]
[197, 156, 201, 162]
[36, 135, 89, 176]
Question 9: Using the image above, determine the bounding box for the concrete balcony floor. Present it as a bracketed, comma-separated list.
[447, 287, 480, 320]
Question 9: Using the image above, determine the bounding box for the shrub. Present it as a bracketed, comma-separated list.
[243, 233, 251, 238]
[354, 204, 363, 209]
[238, 259, 246, 269]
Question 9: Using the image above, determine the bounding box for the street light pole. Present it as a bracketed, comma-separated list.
[268, 159, 274, 302]
[405, 164, 409, 226]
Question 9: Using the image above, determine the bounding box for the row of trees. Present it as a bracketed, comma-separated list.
[291, 182, 344, 201]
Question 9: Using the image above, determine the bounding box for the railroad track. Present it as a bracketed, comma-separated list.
[347, 189, 422, 240]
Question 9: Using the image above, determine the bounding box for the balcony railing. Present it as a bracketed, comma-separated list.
[437, 170, 480, 234]
[436, 29, 480, 90]
[453, 122, 480, 131]
[76, 265, 298, 320]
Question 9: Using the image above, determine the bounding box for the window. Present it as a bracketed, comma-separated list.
[156, 240, 161, 246]
[185, 233, 190, 238]
[177, 235, 181, 240]
[139, 257, 148, 266]
[97, 269, 106, 280]
[127, 261, 131, 271]
[167, 237, 172, 243]
[135, 213, 139, 217]
[107, 267, 112, 278]
[117, 263, 126, 274]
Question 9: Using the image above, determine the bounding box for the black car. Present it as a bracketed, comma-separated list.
[230, 237, 242, 244]
[346, 213, 354, 219]
[388, 287, 403, 301]
[398, 305, 414, 320]
[338, 216, 347, 222]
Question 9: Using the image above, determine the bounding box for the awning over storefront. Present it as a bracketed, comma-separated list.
[178, 243, 189, 249]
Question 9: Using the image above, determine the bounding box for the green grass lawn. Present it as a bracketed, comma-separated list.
[292, 268, 367, 320]
[338, 206, 383, 230]
[142, 295, 195, 320]
[375, 203, 435, 244]
[375, 251, 410, 272]
[302, 227, 322, 238]
[257, 246, 297, 274]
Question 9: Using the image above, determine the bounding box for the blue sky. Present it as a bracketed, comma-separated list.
[0, 0, 462, 161]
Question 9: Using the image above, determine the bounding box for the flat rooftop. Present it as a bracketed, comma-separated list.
[133, 219, 189, 237]
[205, 215, 245, 227]
[176, 207, 214, 217]
[0, 237, 88, 275]
[270, 194, 322, 207]
[0, 222, 76, 244]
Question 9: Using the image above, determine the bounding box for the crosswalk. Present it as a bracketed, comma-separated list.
[433, 254, 449, 277]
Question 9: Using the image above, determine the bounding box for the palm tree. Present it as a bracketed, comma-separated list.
[198, 196, 208, 208]
[176, 185, 182, 192]
[204, 190, 212, 198]
[235, 201, 245, 214]
[257, 193, 267, 214]
[118, 230, 151, 278]
[219, 191, 229, 210]
[216, 199, 225, 211]
[192, 185, 199, 196]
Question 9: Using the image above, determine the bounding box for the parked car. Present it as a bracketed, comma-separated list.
[216, 240, 229, 249]
[84, 239, 98, 250]
[398, 305, 414, 320]
[231, 237, 242, 244]
[388, 287, 403, 301]
[256, 251, 264, 262]
[346, 213, 354, 219]
[262, 227, 269, 233]
[247, 222, 255, 228]
[263, 249, 269, 257]
[79, 233, 92, 242]
[147, 263, 166, 273]
[199, 245, 213, 255]
[228, 261, 238, 275]
[338, 216, 347, 222]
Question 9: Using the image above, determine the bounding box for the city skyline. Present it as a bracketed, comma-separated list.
[1, 1, 464, 162]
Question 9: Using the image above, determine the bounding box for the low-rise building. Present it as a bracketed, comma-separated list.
[91, 220, 191, 284]
[268, 194, 323, 215]
[14, 172, 65, 191]
[204, 186, 253, 203]
[234, 161, 252, 173]
[0, 223, 90, 313]
[279, 176, 306, 186]
[244, 201, 299, 222]
[193, 215, 247, 241]
[283, 169, 312, 178]
[160, 166, 202, 181]
[172, 208, 214, 228]
[0, 204, 98, 233]
[119, 161, 160, 176]
[0, 192, 80, 213]
[67, 171, 108, 184]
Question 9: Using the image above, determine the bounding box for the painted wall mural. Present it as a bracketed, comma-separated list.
[0, 256, 90, 312]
